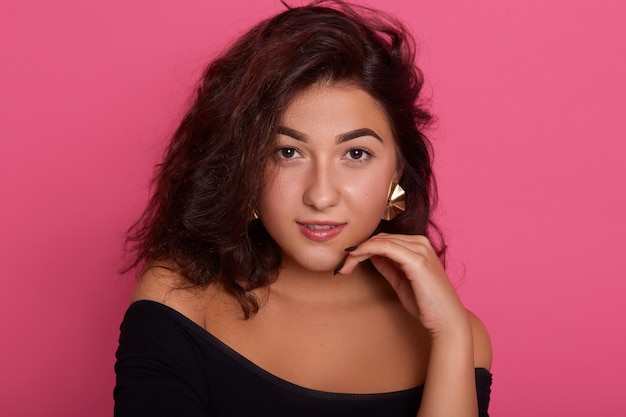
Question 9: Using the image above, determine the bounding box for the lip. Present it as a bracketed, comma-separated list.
[297, 221, 346, 242]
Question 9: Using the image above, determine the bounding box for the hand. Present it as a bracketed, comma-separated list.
[337, 233, 468, 338]
[339, 233, 479, 416]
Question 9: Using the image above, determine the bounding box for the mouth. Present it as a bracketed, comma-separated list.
[303, 224, 338, 230]
[297, 221, 345, 242]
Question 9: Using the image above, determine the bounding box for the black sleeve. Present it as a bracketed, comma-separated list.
[113, 302, 211, 417]
[475, 368, 492, 417]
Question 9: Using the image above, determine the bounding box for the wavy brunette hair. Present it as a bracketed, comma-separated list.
[126, 0, 444, 318]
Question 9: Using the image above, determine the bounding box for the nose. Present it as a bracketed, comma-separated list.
[302, 162, 340, 210]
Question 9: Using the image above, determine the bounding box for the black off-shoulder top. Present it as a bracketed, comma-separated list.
[114, 300, 491, 416]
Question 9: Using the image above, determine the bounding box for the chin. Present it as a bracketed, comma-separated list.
[284, 252, 343, 274]
[300, 260, 339, 274]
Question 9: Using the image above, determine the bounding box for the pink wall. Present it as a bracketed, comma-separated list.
[1, 0, 625, 415]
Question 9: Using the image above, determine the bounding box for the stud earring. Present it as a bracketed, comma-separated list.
[382, 183, 405, 221]
[248, 204, 259, 221]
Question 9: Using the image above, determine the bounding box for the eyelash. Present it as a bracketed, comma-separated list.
[274, 147, 374, 163]
[275, 147, 302, 160]
[344, 147, 373, 162]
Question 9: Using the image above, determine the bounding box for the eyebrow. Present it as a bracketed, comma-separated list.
[277, 126, 383, 143]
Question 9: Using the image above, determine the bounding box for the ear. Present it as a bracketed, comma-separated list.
[393, 165, 404, 183]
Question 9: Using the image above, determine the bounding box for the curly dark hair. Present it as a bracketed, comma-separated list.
[125, 0, 443, 318]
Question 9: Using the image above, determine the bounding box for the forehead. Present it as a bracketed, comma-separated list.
[279, 83, 394, 143]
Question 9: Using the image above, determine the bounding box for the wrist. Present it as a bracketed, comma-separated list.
[427, 310, 472, 341]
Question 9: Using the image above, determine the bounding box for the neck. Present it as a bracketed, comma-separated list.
[269, 260, 383, 305]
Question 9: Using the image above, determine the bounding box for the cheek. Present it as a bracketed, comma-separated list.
[344, 176, 390, 213]
[259, 170, 297, 216]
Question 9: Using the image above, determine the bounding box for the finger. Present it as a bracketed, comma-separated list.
[345, 236, 435, 268]
[339, 237, 433, 276]
[351, 234, 434, 257]
[368, 232, 433, 247]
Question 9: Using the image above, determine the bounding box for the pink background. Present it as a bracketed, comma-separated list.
[1, 0, 625, 415]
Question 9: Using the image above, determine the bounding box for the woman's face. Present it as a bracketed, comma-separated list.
[259, 83, 399, 273]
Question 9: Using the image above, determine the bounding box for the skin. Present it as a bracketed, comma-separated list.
[258, 82, 399, 276]
[133, 82, 492, 416]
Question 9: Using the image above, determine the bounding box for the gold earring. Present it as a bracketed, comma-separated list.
[248, 204, 259, 221]
[382, 183, 405, 221]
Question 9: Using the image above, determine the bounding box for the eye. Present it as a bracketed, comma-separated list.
[276, 147, 301, 159]
[345, 148, 372, 162]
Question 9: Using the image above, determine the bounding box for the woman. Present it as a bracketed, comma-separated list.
[114, 1, 493, 416]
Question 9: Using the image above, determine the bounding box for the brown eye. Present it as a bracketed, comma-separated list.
[350, 149, 363, 159]
[345, 148, 372, 161]
[276, 147, 300, 159]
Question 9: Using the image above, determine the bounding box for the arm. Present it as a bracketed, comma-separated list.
[338, 234, 491, 417]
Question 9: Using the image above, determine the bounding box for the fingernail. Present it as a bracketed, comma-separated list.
[344, 245, 358, 252]
[333, 259, 345, 276]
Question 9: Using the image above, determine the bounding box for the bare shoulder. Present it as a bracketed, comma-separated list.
[466, 309, 493, 371]
[131, 264, 213, 328]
